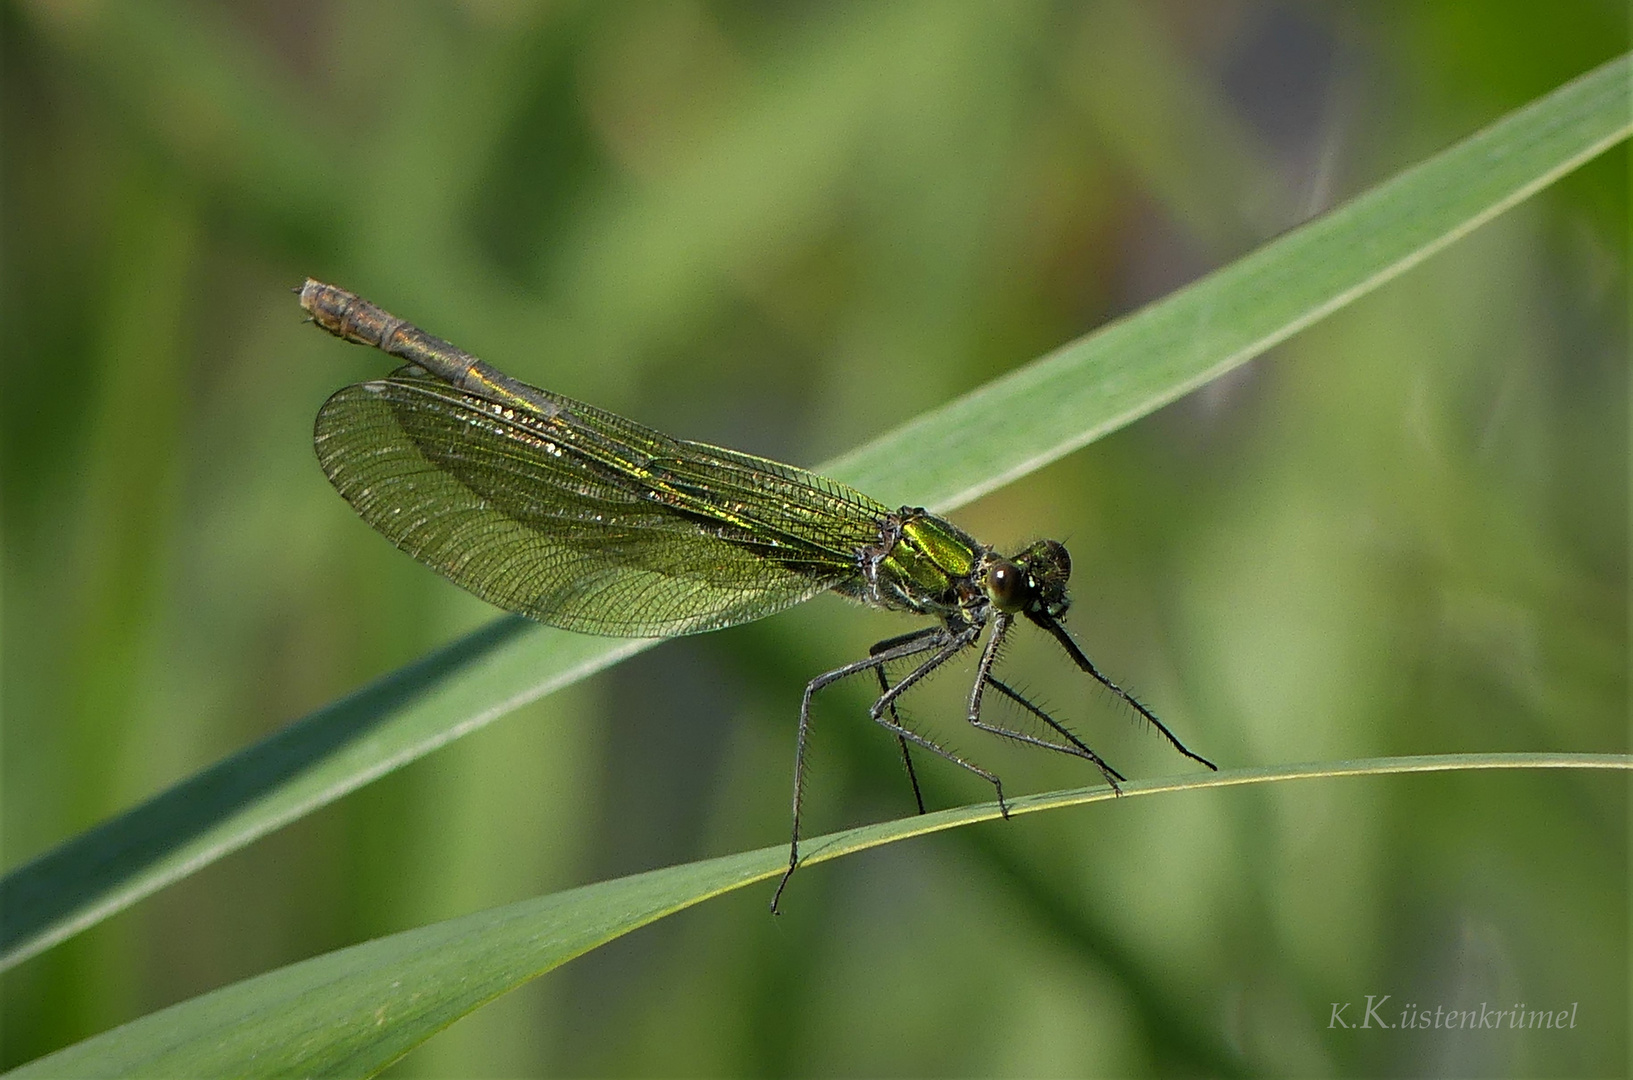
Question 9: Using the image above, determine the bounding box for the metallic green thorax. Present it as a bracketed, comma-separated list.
[867, 511, 985, 617]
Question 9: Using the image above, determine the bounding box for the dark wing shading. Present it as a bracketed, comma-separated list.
[314, 369, 890, 637]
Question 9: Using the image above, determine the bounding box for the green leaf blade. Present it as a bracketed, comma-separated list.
[12, 754, 1630, 1079]
[829, 52, 1633, 508]
[0, 620, 650, 971]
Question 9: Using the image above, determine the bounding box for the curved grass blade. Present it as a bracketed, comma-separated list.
[12, 753, 1630, 1080]
[3, 53, 1628, 973]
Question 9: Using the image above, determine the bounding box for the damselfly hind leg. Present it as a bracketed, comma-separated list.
[773, 625, 1006, 914]
[870, 628, 942, 816]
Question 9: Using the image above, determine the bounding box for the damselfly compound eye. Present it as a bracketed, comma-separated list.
[985, 560, 1029, 613]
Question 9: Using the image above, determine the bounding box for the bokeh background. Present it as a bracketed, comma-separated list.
[3, 2, 1626, 1076]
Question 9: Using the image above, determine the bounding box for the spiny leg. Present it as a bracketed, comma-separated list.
[876, 664, 924, 812]
[963, 613, 1124, 791]
[863, 625, 1005, 809]
[870, 628, 942, 816]
[773, 630, 946, 914]
[983, 677, 1126, 789]
[1028, 612, 1218, 771]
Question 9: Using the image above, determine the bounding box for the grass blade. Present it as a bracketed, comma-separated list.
[12, 753, 1629, 1079]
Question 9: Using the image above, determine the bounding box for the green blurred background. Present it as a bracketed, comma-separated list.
[2, 2, 1626, 1076]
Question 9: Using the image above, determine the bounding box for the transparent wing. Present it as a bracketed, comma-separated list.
[313, 369, 889, 637]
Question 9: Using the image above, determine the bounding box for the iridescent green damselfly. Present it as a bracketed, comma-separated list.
[301, 280, 1216, 911]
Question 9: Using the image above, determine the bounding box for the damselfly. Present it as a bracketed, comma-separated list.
[301, 280, 1216, 910]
